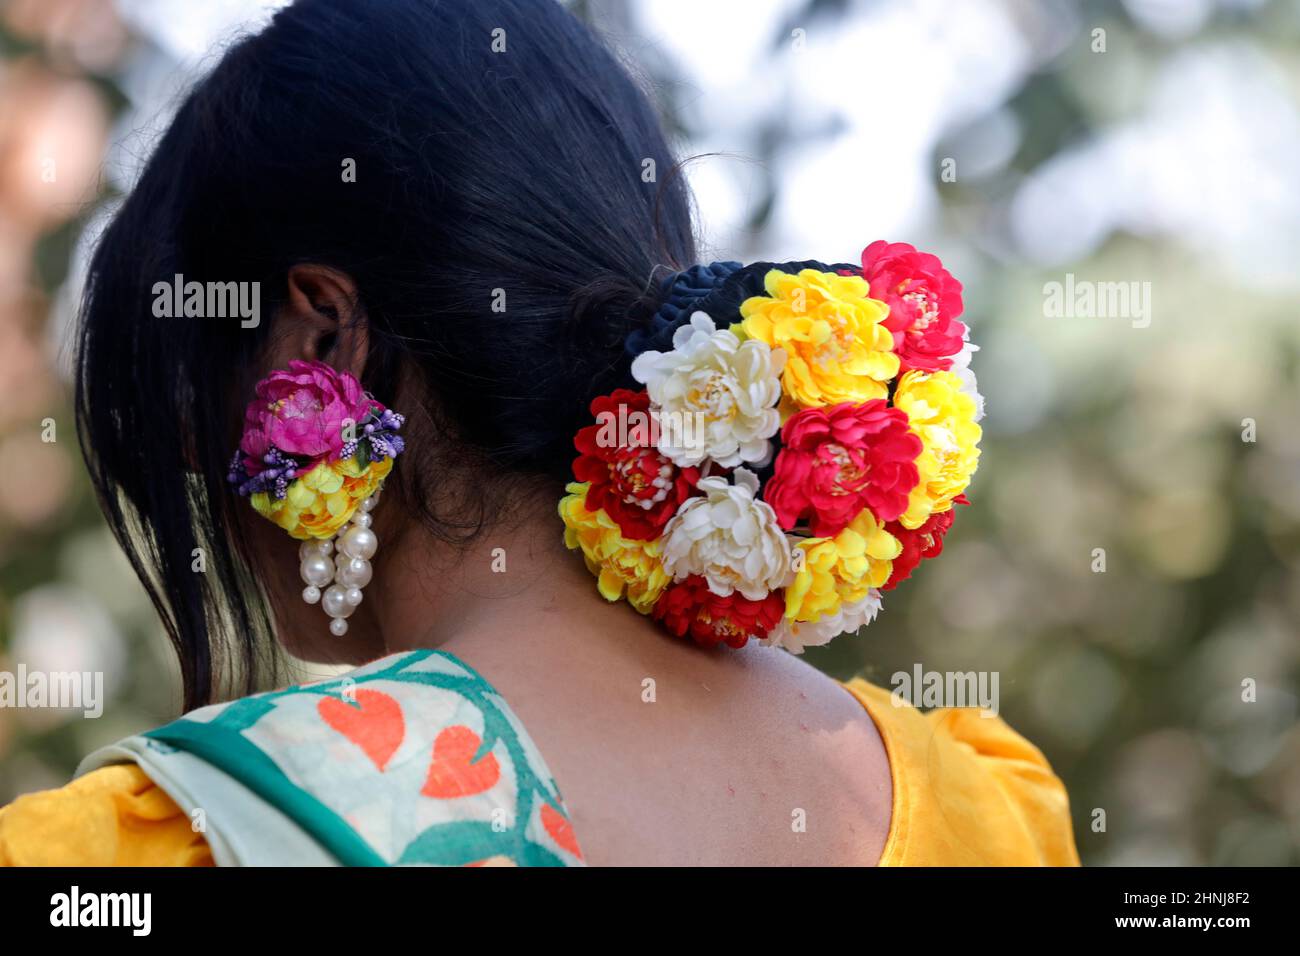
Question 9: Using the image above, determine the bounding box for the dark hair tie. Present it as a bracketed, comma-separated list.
[624, 260, 742, 360]
[624, 258, 855, 366]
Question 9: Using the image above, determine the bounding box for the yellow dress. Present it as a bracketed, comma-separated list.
[844, 679, 1079, 866]
[0, 678, 1078, 866]
[0, 764, 212, 867]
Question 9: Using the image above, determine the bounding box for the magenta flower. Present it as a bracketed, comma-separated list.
[858, 240, 966, 373]
[764, 399, 922, 537]
[239, 360, 379, 474]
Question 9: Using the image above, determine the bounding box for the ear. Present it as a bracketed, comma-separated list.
[265, 264, 369, 379]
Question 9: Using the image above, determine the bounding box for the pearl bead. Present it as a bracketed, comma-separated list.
[321, 585, 355, 618]
[298, 538, 333, 559]
[302, 585, 321, 604]
[337, 557, 372, 589]
[300, 554, 334, 588]
[340, 525, 378, 560]
[345, 587, 364, 607]
[352, 512, 372, 529]
[329, 618, 349, 637]
[360, 496, 378, 513]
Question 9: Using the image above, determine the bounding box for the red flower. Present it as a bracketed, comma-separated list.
[858, 240, 965, 373]
[572, 389, 698, 540]
[765, 400, 922, 537]
[653, 575, 785, 648]
[881, 496, 966, 590]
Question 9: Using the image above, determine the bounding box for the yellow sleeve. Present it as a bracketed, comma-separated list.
[0, 764, 214, 867]
[844, 678, 1081, 867]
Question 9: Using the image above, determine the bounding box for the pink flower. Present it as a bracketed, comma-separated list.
[764, 400, 922, 537]
[858, 240, 965, 373]
[240, 360, 378, 472]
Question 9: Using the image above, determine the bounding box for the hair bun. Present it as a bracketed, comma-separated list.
[562, 244, 983, 653]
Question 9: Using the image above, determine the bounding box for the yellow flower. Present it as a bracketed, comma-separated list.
[252, 456, 392, 540]
[784, 510, 901, 622]
[558, 482, 670, 614]
[894, 369, 981, 529]
[739, 269, 898, 409]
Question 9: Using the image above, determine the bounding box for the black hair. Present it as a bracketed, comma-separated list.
[75, 0, 697, 709]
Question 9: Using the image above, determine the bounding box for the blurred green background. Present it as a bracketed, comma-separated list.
[1, 0, 1297, 865]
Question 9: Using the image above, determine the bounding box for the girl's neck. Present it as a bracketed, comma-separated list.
[366, 493, 772, 687]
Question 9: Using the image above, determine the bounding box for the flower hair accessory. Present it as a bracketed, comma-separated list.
[559, 242, 983, 653]
[229, 360, 405, 637]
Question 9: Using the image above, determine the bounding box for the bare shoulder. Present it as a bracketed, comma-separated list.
[732, 639, 882, 726]
[469, 628, 893, 866]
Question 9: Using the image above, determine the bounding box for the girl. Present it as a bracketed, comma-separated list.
[0, 0, 1077, 867]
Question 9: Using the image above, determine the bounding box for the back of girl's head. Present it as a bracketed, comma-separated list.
[77, 0, 697, 706]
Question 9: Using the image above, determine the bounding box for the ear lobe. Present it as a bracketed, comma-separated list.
[271, 264, 369, 379]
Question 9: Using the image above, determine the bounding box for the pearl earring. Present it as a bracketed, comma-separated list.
[228, 360, 405, 640]
[299, 489, 382, 637]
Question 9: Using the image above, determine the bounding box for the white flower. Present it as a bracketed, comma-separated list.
[630, 311, 785, 468]
[661, 467, 792, 601]
[949, 329, 984, 422]
[762, 590, 883, 654]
